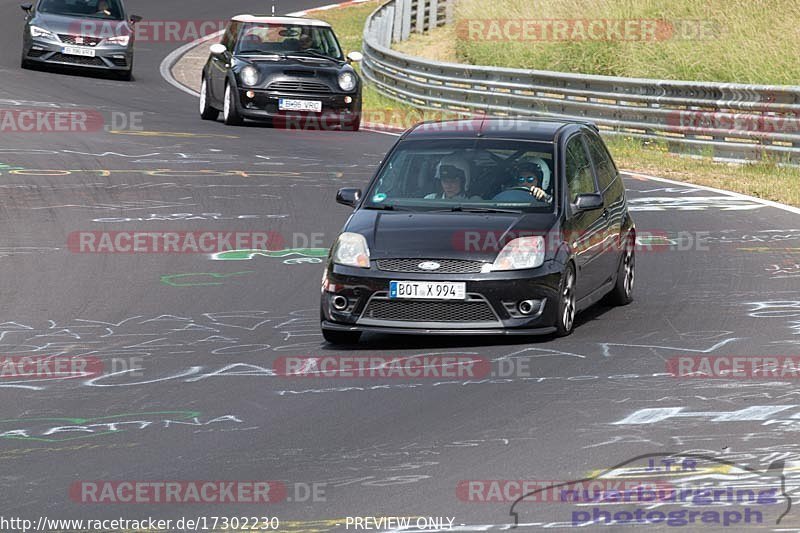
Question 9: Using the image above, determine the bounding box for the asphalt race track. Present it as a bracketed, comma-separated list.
[1, 0, 800, 531]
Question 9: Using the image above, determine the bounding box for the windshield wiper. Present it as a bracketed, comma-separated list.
[288, 50, 339, 61]
[446, 206, 524, 214]
[365, 204, 411, 211]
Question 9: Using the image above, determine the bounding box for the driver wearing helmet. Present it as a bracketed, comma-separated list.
[509, 159, 552, 202]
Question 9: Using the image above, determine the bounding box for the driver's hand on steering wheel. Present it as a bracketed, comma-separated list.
[530, 186, 547, 200]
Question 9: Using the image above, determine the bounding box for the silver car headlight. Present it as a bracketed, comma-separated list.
[30, 25, 59, 42]
[333, 233, 370, 268]
[105, 35, 130, 46]
[490, 236, 546, 271]
[338, 71, 357, 92]
[240, 66, 259, 87]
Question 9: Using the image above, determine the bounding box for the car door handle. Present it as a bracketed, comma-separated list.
[602, 209, 609, 219]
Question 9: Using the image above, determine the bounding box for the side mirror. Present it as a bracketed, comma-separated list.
[209, 43, 228, 57]
[336, 188, 362, 208]
[346, 51, 363, 63]
[574, 193, 604, 212]
[20, 3, 32, 13]
[130, 14, 142, 24]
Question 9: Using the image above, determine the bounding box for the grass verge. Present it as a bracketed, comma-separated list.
[318, 0, 800, 206]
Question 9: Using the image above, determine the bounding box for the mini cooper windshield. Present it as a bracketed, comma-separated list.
[236, 22, 343, 60]
[364, 139, 557, 213]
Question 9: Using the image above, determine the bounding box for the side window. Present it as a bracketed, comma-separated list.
[221, 22, 238, 52]
[585, 133, 618, 191]
[565, 136, 596, 202]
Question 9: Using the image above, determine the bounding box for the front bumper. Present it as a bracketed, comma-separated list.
[24, 38, 132, 71]
[235, 88, 361, 122]
[321, 260, 563, 335]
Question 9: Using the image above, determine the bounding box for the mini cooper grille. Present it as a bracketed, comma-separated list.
[58, 35, 102, 47]
[362, 299, 497, 323]
[50, 53, 105, 66]
[376, 259, 485, 274]
[267, 80, 332, 93]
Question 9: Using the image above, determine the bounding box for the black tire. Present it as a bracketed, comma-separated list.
[199, 77, 220, 121]
[606, 234, 635, 306]
[20, 56, 31, 69]
[341, 114, 361, 132]
[322, 329, 362, 345]
[555, 263, 577, 337]
[223, 81, 244, 126]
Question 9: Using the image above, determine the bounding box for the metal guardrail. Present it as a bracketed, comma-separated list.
[362, 0, 800, 164]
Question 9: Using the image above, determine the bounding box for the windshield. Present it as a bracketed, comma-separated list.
[236, 22, 343, 59]
[38, 0, 124, 20]
[363, 139, 557, 213]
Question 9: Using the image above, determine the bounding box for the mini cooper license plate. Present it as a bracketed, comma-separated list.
[62, 46, 96, 57]
[389, 281, 466, 300]
[279, 99, 322, 113]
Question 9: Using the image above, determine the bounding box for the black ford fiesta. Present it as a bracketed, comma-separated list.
[200, 15, 362, 130]
[320, 118, 636, 344]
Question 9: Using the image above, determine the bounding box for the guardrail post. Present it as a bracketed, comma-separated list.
[444, 0, 454, 24]
[415, 0, 426, 33]
[392, 0, 404, 43]
[401, 0, 412, 41]
[429, 0, 439, 29]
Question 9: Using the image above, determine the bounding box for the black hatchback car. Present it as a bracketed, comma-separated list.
[20, 0, 140, 80]
[200, 15, 363, 130]
[320, 118, 636, 344]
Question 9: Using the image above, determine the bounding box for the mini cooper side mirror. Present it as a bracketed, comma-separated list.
[336, 188, 362, 208]
[20, 3, 32, 13]
[130, 14, 143, 24]
[574, 193, 604, 212]
[347, 51, 363, 63]
[209, 43, 227, 57]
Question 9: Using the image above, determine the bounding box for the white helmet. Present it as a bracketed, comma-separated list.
[436, 154, 471, 190]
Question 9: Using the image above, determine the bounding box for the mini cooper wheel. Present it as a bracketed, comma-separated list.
[607, 234, 635, 306]
[555, 264, 576, 337]
[322, 329, 362, 345]
[223, 81, 244, 126]
[199, 77, 220, 121]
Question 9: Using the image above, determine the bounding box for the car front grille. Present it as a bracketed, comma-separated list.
[377, 258, 486, 274]
[361, 296, 498, 324]
[58, 34, 102, 47]
[267, 80, 332, 93]
[27, 49, 45, 58]
[110, 57, 128, 67]
[49, 53, 105, 66]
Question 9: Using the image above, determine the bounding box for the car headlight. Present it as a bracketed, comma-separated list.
[240, 66, 259, 87]
[30, 25, 58, 41]
[333, 232, 370, 268]
[490, 236, 546, 271]
[338, 71, 357, 92]
[106, 35, 130, 46]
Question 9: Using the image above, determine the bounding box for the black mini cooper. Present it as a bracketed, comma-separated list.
[200, 15, 362, 130]
[321, 118, 636, 343]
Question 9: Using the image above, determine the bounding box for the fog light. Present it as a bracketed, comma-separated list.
[246, 90, 255, 99]
[332, 295, 349, 311]
[344, 96, 353, 104]
[518, 299, 541, 315]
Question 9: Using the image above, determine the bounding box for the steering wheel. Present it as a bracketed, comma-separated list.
[506, 186, 553, 202]
[507, 186, 536, 193]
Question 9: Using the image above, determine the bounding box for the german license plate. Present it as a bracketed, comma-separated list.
[389, 281, 466, 300]
[62, 46, 96, 57]
[279, 99, 322, 112]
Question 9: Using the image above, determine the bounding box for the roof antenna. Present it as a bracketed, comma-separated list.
[271, 1, 276, 16]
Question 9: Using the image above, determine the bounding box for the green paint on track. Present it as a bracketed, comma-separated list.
[212, 248, 329, 262]
[160, 271, 255, 287]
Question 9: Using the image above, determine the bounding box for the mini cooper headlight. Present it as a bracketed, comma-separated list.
[338, 71, 357, 92]
[491, 236, 546, 271]
[240, 66, 259, 87]
[30, 25, 58, 41]
[333, 232, 370, 268]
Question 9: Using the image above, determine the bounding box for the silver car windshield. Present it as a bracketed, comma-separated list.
[236, 23, 343, 60]
[38, 0, 125, 20]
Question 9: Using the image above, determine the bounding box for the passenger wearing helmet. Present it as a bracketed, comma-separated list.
[424, 164, 467, 200]
[424, 154, 472, 200]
